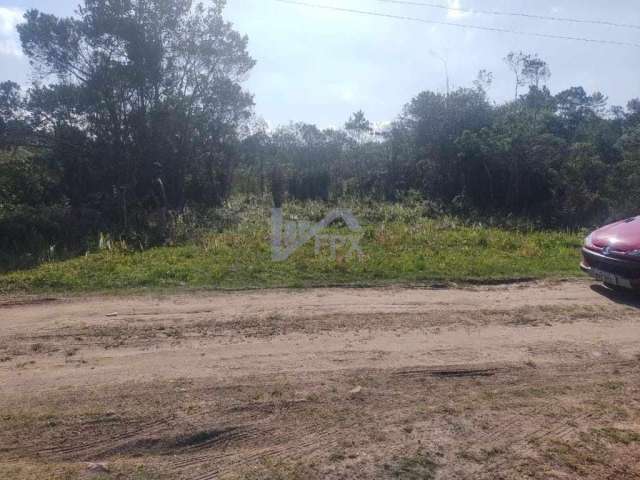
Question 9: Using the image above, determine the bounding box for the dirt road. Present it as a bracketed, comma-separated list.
[1, 280, 640, 479]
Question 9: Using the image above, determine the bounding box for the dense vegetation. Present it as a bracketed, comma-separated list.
[238, 81, 640, 229]
[1, 0, 254, 268]
[0, 199, 582, 292]
[0, 0, 638, 274]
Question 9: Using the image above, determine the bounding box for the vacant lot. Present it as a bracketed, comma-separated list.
[1, 280, 640, 479]
[0, 202, 582, 293]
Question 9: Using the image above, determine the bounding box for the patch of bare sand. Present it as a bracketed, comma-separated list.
[1, 280, 639, 479]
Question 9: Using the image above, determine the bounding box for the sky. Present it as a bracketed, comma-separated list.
[1, 0, 639, 128]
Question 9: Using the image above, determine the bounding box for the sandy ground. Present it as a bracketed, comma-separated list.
[1, 279, 640, 479]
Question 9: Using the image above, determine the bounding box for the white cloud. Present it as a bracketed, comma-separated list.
[446, 0, 470, 20]
[0, 7, 24, 57]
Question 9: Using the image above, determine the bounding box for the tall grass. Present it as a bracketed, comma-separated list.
[0, 197, 584, 293]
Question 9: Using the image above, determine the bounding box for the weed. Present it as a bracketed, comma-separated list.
[543, 438, 609, 474]
[385, 451, 439, 480]
[0, 462, 81, 480]
[0, 200, 583, 293]
[592, 427, 640, 445]
[227, 458, 317, 480]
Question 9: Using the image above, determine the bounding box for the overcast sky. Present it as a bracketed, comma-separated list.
[1, 0, 639, 127]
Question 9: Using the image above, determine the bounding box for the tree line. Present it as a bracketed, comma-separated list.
[239, 55, 639, 228]
[1, 0, 639, 267]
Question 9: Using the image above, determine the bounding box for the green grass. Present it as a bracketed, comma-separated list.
[0, 201, 584, 294]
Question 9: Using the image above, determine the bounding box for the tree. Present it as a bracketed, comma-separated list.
[0, 81, 21, 122]
[504, 52, 527, 100]
[555, 87, 607, 120]
[0, 81, 26, 149]
[345, 110, 373, 144]
[391, 88, 493, 204]
[18, 0, 255, 221]
[240, 118, 273, 195]
[504, 52, 550, 100]
[628, 99, 640, 126]
[522, 56, 551, 89]
[472, 69, 493, 94]
[613, 125, 640, 215]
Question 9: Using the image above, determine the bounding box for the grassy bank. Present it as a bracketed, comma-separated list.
[0, 201, 584, 293]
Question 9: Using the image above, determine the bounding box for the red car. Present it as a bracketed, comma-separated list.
[581, 217, 640, 290]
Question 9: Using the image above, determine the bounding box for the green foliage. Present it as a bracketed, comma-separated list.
[504, 51, 551, 99]
[613, 125, 640, 215]
[10, 0, 254, 223]
[0, 0, 257, 265]
[1, 17, 638, 277]
[0, 199, 582, 293]
[0, 149, 54, 206]
[236, 74, 638, 229]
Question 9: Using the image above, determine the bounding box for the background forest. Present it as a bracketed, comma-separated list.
[1, 0, 639, 271]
